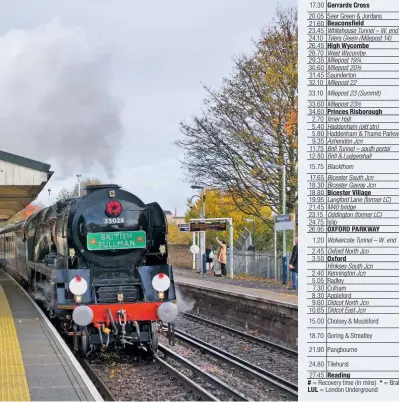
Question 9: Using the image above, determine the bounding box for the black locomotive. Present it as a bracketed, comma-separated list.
[0, 184, 178, 356]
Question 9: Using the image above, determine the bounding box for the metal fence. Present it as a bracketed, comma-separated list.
[227, 250, 293, 281]
[195, 249, 294, 282]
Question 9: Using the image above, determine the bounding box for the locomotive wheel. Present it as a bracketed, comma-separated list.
[150, 322, 158, 352]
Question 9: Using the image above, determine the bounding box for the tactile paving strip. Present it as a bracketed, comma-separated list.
[0, 285, 30, 401]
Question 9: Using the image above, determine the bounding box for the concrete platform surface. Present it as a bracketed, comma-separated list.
[174, 273, 298, 308]
[0, 270, 102, 401]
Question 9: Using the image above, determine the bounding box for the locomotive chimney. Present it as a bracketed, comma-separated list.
[85, 184, 121, 194]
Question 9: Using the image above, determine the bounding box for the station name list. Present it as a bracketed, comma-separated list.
[300, 0, 399, 400]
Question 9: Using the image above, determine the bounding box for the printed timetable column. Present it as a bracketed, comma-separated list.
[299, 0, 399, 400]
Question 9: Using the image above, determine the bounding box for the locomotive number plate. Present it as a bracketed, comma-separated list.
[87, 230, 146, 250]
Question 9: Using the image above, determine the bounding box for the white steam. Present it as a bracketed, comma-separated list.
[0, 20, 123, 178]
[176, 286, 195, 313]
[31, 281, 56, 312]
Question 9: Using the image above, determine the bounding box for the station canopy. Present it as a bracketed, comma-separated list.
[0, 150, 53, 221]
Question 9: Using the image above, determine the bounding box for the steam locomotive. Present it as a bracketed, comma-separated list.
[0, 184, 178, 356]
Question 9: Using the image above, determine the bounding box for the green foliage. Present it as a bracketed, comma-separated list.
[167, 223, 192, 245]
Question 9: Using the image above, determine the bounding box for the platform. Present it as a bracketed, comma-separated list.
[0, 270, 102, 401]
[174, 269, 298, 308]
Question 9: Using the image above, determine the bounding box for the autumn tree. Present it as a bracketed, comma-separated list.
[176, 6, 298, 223]
[7, 201, 46, 223]
[167, 223, 192, 245]
[184, 189, 274, 251]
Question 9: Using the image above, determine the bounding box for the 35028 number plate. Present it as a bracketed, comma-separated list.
[103, 217, 125, 224]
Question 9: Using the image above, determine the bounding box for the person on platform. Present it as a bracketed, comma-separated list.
[205, 242, 214, 273]
[215, 237, 227, 277]
[288, 237, 298, 291]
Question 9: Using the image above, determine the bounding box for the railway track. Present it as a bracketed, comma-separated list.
[175, 313, 298, 385]
[86, 345, 251, 401]
[160, 325, 298, 401]
[183, 311, 297, 355]
[87, 351, 215, 401]
[158, 343, 247, 401]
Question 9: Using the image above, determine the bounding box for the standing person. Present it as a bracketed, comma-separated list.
[215, 237, 227, 276]
[205, 242, 214, 273]
[288, 237, 298, 290]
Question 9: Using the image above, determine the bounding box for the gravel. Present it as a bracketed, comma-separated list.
[185, 310, 297, 351]
[88, 351, 204, 401]
[174, 314, 298, 385]
[159, 331, 293, 401]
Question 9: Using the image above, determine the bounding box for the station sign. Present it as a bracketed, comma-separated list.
[178, 224, 190, 232]
[189, 221, 227, 232]
[190, 245, 199, 254]
[274, 213, 295, 231]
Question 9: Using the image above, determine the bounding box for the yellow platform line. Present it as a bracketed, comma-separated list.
[0, 285, 30, 401]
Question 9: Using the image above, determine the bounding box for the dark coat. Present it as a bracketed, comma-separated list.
[289, 244, 298, 272]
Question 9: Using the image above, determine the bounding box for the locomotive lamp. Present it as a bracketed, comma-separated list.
[69, 276, 87, 294]
[152, 273, 170, 292]
[75, 295, 82, 304]
[117, 293, 124, 302]
[157, 291, 165, 300]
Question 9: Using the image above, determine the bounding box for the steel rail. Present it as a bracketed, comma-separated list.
[158, 343, 248, 401]
[78, 358, 116, 401]
[182, 311, 297, 356]
[153, 347, 218, 401]
[172, 328, 298, 399]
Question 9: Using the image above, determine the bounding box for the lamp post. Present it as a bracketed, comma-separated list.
[191, 185, 206, 273]
[76, 174, 82, 196]
[244, 218, 255, 250]
[265, 162, 287, 283]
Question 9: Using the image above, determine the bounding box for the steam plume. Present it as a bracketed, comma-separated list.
[0, 20, 123, 178]
[176, 286, 195, 313]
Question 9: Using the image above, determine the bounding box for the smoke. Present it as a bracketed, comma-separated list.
[31, 281, 56, 312]
[175, 286, 195, 313]
[0, 20, 123, 178]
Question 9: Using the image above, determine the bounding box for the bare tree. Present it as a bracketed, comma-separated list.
[176, 7, 298, 223]
[56, 177, 103, 201]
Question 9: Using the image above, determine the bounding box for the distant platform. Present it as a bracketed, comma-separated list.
[175, 275, 298, 308]
[0, 270, 101, 401]
[173, 268, 298, 307]
[0, 150, 53, 221]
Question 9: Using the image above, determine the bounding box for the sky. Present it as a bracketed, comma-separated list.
[0, 0, 296, 215]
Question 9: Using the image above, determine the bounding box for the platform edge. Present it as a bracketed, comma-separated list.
[3, 271, 104, 402]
